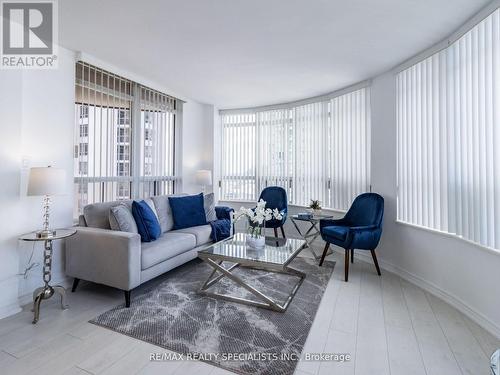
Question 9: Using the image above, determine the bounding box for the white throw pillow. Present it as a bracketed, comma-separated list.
[109, 204, 138, 233]
[204, 193, 217, 222]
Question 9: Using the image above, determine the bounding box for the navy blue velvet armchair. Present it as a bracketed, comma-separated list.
[319, 193, 384, 282]
[258, 186, 288, 238]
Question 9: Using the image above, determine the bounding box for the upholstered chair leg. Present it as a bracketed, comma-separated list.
[71, 278, 80, 293]
[280, 226, 286, 238]
[371, 249, 381, 276]
[351, 249, 354, 263]
[319, 242, 330, 266]
[344, 249, 350, 282]
[124, 290, 131, 307]
[273, 227, 278, 238]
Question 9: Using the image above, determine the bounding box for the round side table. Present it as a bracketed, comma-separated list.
[19, 228, 76, 324]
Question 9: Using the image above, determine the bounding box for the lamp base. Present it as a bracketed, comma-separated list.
[36, 229, 56, 239]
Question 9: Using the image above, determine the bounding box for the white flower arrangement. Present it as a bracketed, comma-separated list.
[232, 199, 283, 238]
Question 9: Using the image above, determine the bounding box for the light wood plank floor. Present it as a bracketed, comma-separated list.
[0, 249, 497, 375]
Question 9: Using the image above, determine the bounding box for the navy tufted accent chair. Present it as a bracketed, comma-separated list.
[319, 193, 384, 281]
[257, 186, 288, 238]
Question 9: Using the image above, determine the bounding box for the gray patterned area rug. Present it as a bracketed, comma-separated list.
[90, 256, 335, 375]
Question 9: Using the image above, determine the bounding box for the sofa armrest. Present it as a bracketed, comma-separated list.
[65, 226, 142, 291]
[215, 206, 234, 220]
[320, 218, 348, 231]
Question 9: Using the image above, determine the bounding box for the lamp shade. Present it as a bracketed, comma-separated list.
[195, 170, 212, 186]
[27, 166, 66, 196]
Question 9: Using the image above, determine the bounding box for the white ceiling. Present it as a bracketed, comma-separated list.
[59, 0, 490, 108]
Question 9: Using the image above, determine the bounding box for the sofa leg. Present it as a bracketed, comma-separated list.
[351, 249, 354, 263]
[273, 227, 278, 238]
[280, 226, 286, 238]
[345, 249, 350, 282]
[371, 249, 381, 276]
[71, 278, 80, 293]
[319, 242, 330, 266]
[124, 290, 131, 307]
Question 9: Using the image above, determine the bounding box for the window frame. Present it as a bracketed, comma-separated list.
[73, 62, 181, 217]
[218, 86, 371, 211]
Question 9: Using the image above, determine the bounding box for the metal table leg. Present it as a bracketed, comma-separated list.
[198, 257, 305, 312]
[32, 239, 68, 324]
[291, 218, 333, 261]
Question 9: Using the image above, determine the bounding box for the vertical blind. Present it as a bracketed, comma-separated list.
[138, 87, 176, 197]
[74, 62, 179, 216]
[220, 87, 371, 210]
[397, 8, 500, 250]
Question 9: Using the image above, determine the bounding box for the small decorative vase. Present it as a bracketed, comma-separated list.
[313, 208, 322, 215]
[246, 234, 265, 249]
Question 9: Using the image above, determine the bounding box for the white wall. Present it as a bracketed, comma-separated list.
[0, 69, 24, 318]
[0, 49, 216, 318]
[0, 46, 76, 317]
[181, 101, 215, 194]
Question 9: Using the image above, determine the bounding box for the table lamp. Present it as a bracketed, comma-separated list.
[27, 166, 66, 238]
[195, 170, 212, 194]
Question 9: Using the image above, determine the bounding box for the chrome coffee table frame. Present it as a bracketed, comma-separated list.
[198, 235, 307, 312]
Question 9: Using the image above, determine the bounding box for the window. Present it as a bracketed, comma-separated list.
[79, 143, 88, 156]
[79, 105, 88, 118]
[117, 145, 129, 161]
[397, 9, 500, 250]
[116, 162, 129, 176]
[138, 86, 177, 197]
[116, 182, 130, 199]
[74, 62, 179, 217]
[79, 123, 88, 138]
[117, 127, 129, 143]
[79, 161, 88, 175]
[118, 110, 129, 125]
[220, 86, 371, 210]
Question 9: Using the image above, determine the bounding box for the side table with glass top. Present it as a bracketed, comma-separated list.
[19, 228, 76, 324]
[290, 214, 334, 261]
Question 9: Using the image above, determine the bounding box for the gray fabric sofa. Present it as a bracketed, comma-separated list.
[66, 194, 232, 307]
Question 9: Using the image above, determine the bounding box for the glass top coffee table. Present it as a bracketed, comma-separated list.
[197, 232, 307, 312]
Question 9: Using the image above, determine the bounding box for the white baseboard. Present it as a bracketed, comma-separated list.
[0, 302, 22, 320]
[327, 246, 500, 340]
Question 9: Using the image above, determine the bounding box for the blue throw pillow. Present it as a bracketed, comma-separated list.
[132, 200, 161, 242]
[168, 193, 207, 230]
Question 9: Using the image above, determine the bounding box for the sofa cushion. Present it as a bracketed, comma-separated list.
[132, 200, 161, 242]
[204, 193, 217, 222]
[141, 232, 196, 269]
[84, 200, 132, 229]
[173, 224, 213, 246]
[144, 198, 159, 221]
[151, 194, 186, 233]
[168, 193, 207, 230]
[109, 204, 138, 233]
